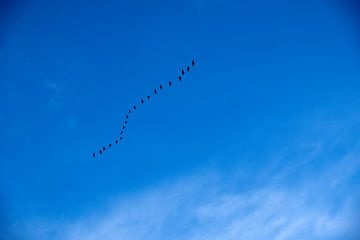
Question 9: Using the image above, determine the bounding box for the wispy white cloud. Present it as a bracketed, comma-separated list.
[22, 160, 360, 239]
[41, 80, 79, 132]
[42, 80, 62, 92]
[42, 80, 65, 110]
[19, 114, 360, 240]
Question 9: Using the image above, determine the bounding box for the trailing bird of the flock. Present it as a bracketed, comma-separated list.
[92, 59, 196, 158]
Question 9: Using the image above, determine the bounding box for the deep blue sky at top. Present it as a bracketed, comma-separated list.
[1, 0, 360, 227]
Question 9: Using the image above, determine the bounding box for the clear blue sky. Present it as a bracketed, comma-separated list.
[1, 0, 360, 239]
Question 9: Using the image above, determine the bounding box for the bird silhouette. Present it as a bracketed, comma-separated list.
[122, 126, 125, 130]
[179, 76, 182, 81]
[141, 99, 144, 104]
[125, 121, 127, 124]
[93, 153, 95, 157]
[133, 105, 136, 110]
[120, 137, 123, 140]
[147, 95, 150, 100]
[102, 146, 105, 151]
[99, 150, 102, 154]
[128, 110, 131, 114]
[160, 84, 163, 90]
[121, 131, 124, 135]
[169, 81, 172, 86]
[192, 59, 195, 66]
[115, 140, 118, 144]
[109, 143, 112, 147]
[154, 88, 157, 94]
[187, 66, 190, 72]
[182, 69, 185, 75]
[126, 115, 129, 119]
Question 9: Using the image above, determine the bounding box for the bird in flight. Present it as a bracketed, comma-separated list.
[92, 59, 197, 158]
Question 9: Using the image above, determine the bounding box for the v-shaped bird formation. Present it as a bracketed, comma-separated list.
[92, 59, 196, 158]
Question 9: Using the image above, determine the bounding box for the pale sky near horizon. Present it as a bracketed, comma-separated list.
[1, 0, 360, 239]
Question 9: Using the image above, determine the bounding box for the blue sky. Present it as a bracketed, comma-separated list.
[1, 0, 360, 239]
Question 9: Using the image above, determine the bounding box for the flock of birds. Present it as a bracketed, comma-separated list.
[92, 59, 196, 158]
